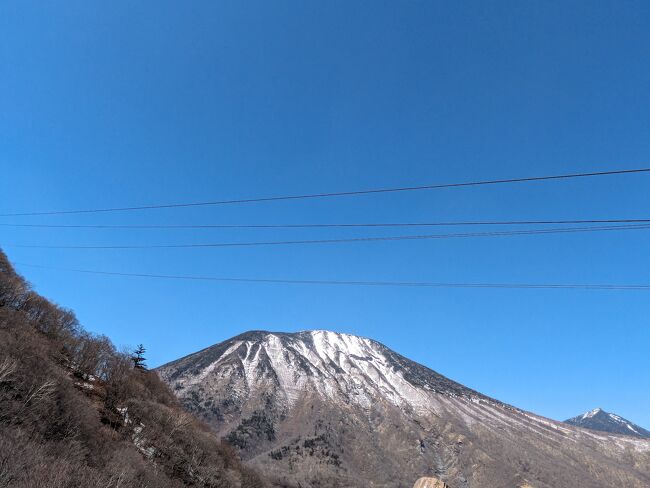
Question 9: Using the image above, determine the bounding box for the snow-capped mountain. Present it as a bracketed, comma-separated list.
[565, 408, 650, 438]
[158, 330, 650, 488]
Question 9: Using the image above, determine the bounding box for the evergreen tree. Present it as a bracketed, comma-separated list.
[131, 344, 147, 370]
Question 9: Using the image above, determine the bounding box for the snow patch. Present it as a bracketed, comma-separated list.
[582, 407, 602, 419]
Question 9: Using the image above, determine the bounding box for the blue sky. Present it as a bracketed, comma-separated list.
[1, 1, 649, 426]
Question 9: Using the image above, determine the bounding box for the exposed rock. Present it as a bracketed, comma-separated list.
[413, 477, 449, 488]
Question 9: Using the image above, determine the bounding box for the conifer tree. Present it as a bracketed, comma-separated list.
[131, 344, 147, 370]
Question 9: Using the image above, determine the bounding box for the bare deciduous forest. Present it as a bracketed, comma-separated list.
[0, 249, 265, 488]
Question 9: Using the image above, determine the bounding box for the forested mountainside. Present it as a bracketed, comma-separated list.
[0, 249, 264, 488]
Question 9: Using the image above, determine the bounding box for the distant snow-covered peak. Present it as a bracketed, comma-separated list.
[566, 408, 650, 439]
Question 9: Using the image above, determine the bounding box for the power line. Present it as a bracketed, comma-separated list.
[15, 262, 650, 291]
[1, 167, 648, 217]
[5, 223, 650, 249]
[1, 218, 650, 230]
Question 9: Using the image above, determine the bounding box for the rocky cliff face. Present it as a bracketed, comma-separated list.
[158, 330, 650, 488]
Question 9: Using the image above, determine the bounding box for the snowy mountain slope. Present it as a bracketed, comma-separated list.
[158, 330, 650, 488]
[565, 408, 650, 438]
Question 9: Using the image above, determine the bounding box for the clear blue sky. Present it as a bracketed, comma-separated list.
[1, 1, 649, 426]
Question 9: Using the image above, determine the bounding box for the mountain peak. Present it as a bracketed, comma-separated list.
[565, 408, 650, 438]
[234, 328, 375, 343]
[582, 407, 603, 419]
[159, 328, 487, 414]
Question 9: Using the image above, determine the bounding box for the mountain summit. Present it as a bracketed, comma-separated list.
[565, 408, 650, 438]
[160, 330, 489, 412]
[158, 330, 650, 488]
